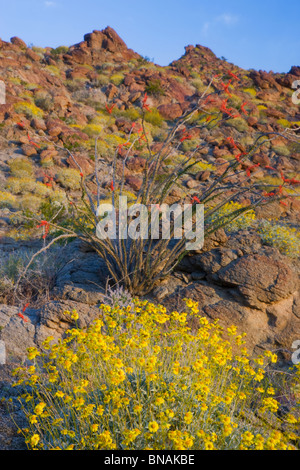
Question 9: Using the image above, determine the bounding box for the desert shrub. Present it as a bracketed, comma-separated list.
[19, 194, 43, 212]
[277, 119, 292, 129]
[8, 158, 34, 179]
[13, 299, 300, 450]
[44, 65, 61, 77]
[6, 177, 36, 195]
[5, 176, 52, 200]
[82, 123, 103, 137]
[65, 79, 86, 93]
[151, 127, 169, 142]
[243, 88, 257, 97]
[228, 94, 243, 109]
[272, 145, 290, 157]
[192, 79, 209, 94]
[110, 74, 124, 86]
[112, 108, 141, 121]
[0, 247, 64, 302]
[31, 46, 46, 56]
[145, 79, 165, 96]
[181, 138, 200, 153]
[56, 168, 82, 191]
[206, 202, 256, 233]
[50, 46, 69, 56]
[143, 108, 164, 127]
[14, 101, 44, 119]
[225, 117, 248, 133]
[34, 93, 53, 112]
[92, 75, 110, 87]
[257, 221, 300, 258]
[187, 160, 216, 175]
[0, 190, 18, 209]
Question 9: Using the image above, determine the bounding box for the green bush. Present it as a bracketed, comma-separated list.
[145, 79, 165, 97]
[56, 168, 82, 191]
[257, 221, 300, 258]
[8, 158, 34, 179]
[144, 108, 164, 127]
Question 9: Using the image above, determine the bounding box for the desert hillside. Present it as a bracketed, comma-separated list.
[0, 27, 299, 451]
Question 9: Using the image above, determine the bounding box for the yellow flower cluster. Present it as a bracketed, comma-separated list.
[12, 298, 300, 450]
[258, 221, 300, 258]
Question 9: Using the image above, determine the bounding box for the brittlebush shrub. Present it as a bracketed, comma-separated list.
[13, 299, 299, 450]
[257, 220, 300, 258]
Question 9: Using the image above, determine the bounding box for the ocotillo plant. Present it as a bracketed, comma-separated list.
[17, 74, 300, 296]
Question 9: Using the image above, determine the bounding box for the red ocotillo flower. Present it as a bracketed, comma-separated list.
[203, 95, 216, 106]
[228, 71, 240, 81]
[221, 79, 232, 96]
[227, 136, 238, 149]
[191, 196, 201, 204]
[246, 163, 260, 177]
[282, 174, 300, 185]
[17, 121, 25, 129]
[265, 165, 276, 171]
[220, 99, 234, 117]
[110, 181, 115, 191]
[27, 133, 40, 149]
[234, 152, 246, 162]
[180, 131, 192, 142]
[138, 133, 147, 144]
[36, 220, 50, 239]
[105, 103, 116, 114]
[18, 313, 29, 322]
[142, 93, 151, 112]
[241, 102, 248, 115]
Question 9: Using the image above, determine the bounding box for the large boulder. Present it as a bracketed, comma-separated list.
[216, 252, 298, 309]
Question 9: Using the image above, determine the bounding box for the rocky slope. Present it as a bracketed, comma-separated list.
[0, 26, 299, 360]
[0, 26, 299, 450]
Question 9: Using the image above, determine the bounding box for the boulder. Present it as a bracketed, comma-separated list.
[216, 252, 298, 309]
[157, 103, 183, 120]
[10, 37, 27, 49]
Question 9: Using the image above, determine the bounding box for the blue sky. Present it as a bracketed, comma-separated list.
[0, 0, 299, 72]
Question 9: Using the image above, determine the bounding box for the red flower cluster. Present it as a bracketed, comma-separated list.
[220, 79, 232, 96]
[228, 71, 240, 81]
[36, 220, 50, 239]
[142, 93, 151, 112]
[246, 163, 260, 177]
[191, 196, 201, 204]
[105, 103, 116, 114]
[220, 99, 239, 118]
[18, 303, 30, 322]
[280, 171, 300, 185]
[180, 131, 192, 142]
[27, 132, 40, 149]
[241, 102, 248, 115]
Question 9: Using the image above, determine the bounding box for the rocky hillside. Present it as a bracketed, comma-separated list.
[0, 26, 299, 449]
[0, 26, 299, 362]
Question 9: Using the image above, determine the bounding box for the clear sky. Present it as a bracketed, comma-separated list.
[0, 0, 299, 73]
